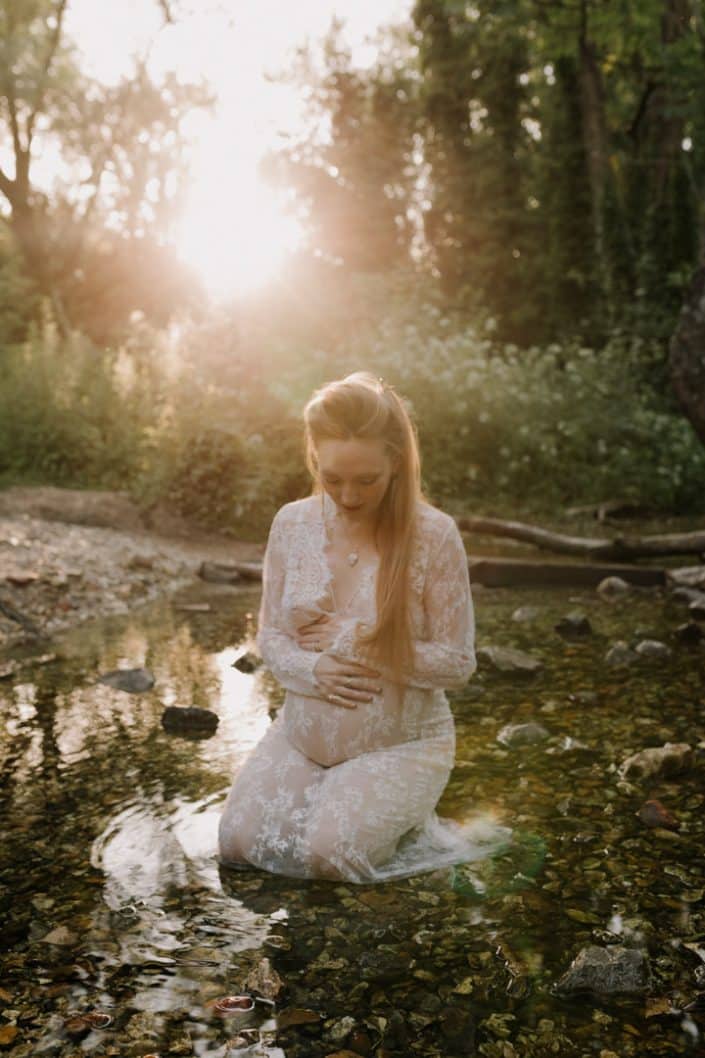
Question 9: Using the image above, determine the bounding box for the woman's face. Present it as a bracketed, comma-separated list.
[316, 437, 395, 521]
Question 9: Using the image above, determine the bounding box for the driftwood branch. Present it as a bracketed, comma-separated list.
[457, 515, 705, 560]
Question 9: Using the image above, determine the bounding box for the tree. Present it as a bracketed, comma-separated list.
[0, 0, 210, 336]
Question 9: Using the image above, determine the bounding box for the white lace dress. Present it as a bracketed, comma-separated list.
[218, 492, 509, 883]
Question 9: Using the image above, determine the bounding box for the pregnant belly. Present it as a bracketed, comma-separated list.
[283, 686, 409, 767]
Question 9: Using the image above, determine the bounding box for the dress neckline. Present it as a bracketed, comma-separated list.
[319, 492, 378, 615]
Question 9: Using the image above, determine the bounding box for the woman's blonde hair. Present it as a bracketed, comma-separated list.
[303, 371, 424, 681]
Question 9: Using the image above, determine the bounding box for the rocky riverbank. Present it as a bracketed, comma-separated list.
[0, 486, 262, 650]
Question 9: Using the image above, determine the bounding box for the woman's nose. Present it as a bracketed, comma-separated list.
[340, 484, 360, 505]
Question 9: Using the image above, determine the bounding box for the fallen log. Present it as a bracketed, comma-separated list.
[468, 557, 665, 588]
[457, 515, 705, 560]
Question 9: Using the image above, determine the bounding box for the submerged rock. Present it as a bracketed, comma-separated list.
[604, 641, 637, 667]
[98, 667, 155, 693]
[667, 566, 705, 590]
[555, 611, 592, 638]
[477, 645, 543, 674]
[637, 799, 680, 831]
[511, 605, 541, 623]
[233, 651, 262, 674]
[634, 639, 672, 659]
[497, 722, 550, 748]
[555, 945, 651, 996]
[161, 705, 219, 736]
[597, 576, 631, 599]
[675, 621, 705, 645]
[619, 742, 693, 780]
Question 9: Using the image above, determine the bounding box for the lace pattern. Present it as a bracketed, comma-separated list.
[217, 494, 509, 882]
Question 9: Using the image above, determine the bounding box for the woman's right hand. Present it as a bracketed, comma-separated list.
[313, 654, 382, 709]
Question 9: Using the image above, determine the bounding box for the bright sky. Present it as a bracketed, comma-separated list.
[65, 0, 411, 298]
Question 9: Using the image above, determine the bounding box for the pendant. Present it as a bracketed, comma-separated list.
[347, 551, 359, 567]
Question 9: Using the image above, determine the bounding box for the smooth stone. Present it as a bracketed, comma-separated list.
[597, 576, 631, 599]
[327, 1016, 356, 1044]
[675, 621, 705, 645]
[98, 667, 155, 693]
[41, 926, 78, 947]
[689, 598, 705, 619]
[198, 560, 242, 584]
[634, 639, 672, 659]
[637, 800, 680, 830]
[555, 945, 651, 995]
[619, 742, 693, 780]
[604, 641, 638, 666]
[511, 605, 541, 623]
[161, 706, 219, 734]
[497, 722, 550, 747]
[233, 651, 262, 674]
[477, 645, 543, 674]
[667, 566, 705, 589]
[555, 611, 592, 638]
[671, 586, 705, 604]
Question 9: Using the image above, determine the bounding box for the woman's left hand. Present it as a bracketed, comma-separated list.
[296, 613, 343, 653]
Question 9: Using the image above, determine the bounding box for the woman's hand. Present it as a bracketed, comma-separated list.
[295, 613, 343, 653]
[313, 653, 382, 709]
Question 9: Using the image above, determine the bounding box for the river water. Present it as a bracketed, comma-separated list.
[0, 576, 703, 1057]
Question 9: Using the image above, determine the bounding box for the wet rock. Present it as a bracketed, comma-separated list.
[690, 597, 705, 620]
[0, 1025, 18, 1046]
[244, 957, 283, 1000]
[98, 667, 155, 693]
[439, 1005, 476, 1054]
[555, 945, 651, 995]
[199, 560, 242, 584]
[555, 611, 592, 638]
[327, 1017, 356, 1044]
[675, 621, 705, 645]
[634, 639, 672, 659]
[597, 576, 631, 599]
[477, 645, 543, 675]
[161, 706, 219, 736]
[619, 742, 693, 780]
[277, 1009, 322, 1030]
[511, 605, 541, 623]
[668, 566, 705, 590]
[638, 799, 680, 830]
[497, 722, 550, 748]
[41, 926, 78, 946]
[233, 651, 262, 674]
[604, 641, 637, 667]
[358, 950, 407, 983]
[670, 586, 705, 605]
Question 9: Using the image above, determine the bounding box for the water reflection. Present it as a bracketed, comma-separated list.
[0, 581, 703, 1055]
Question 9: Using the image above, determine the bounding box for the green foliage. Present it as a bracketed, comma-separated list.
[0, 312, 157, 487]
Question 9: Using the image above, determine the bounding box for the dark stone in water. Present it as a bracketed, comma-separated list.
[675, 621, 705, 645]
[198, 561, 242, 584]
[637, 799, 680, 830]
[161, 706, 219, 736]
[98, 667, 155, 693]
[358, 950, 407, 983]
[233, 651, 262, 673]
[555, 945, 651, 996]
[555, 611, 592, 638]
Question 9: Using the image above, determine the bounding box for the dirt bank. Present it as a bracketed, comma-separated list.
[0, 487, 263, 651]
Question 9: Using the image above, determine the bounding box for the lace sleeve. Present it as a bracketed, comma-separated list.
[331, 517, 476, 690]
[256, 510, 321, 696]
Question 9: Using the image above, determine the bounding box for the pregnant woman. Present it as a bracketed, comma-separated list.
[218, 371, 508, 882]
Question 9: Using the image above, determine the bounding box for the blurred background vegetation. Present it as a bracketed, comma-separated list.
[1, 0, 705, 536]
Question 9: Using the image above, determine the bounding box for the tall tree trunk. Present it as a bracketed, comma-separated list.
[577, 3, 608, 266]
[669, 261, 705, 446]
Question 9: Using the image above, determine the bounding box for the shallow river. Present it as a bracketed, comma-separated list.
[0, 575, 703, 1057]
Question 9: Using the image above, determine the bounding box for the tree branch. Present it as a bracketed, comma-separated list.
[26, 0, 69, 147]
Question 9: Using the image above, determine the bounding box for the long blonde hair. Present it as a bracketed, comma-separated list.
[303, 371, 424, 681]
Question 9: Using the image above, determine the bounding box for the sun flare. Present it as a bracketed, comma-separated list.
[175, 173, 303, 300]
